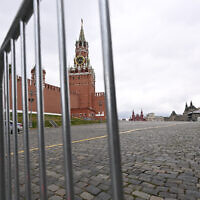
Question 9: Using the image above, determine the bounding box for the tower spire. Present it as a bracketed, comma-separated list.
[79, 19, 85, 41]
[185, 102, 188, 110]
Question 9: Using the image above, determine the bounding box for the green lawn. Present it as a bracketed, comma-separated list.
[15, 113, 105, 128]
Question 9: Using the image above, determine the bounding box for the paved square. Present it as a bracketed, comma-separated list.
[9, 121, 200, 199]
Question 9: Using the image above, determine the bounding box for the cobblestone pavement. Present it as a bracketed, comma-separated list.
[9, 121, 200, 199]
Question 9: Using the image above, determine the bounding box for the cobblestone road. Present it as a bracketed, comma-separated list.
[10, 121, 200, 199]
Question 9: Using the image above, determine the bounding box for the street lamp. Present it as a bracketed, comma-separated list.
[28, 90, 36, 127]
[99, 101, 102, 121]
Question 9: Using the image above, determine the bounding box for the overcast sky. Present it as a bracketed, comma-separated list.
[1, 0, 200, 118]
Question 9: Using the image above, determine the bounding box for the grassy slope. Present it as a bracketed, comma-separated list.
[15, 113, 105, 128]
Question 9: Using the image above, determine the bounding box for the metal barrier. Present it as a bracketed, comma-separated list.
[0, 0, 123, 199]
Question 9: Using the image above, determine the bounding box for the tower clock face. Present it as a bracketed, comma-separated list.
[75, 56, 85, 65]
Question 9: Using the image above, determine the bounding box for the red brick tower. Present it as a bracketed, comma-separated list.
[69, 20, 96, 119]
[132, 110, 135, 121]
[31, 66, 46, 86]
[140, 110, 144, 120]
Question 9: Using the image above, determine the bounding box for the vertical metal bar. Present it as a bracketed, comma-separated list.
[33, 0, 47, 199]
[11, 38, 20, 200]
[2, 69, 7, 200]
[56, 0, 74, 199]
[3, 73, 5, 138]
[0, 58, 6, 200]
[3, 76, 7, 200]
[98, 0, 124, 199]
[20, 20, 32, 200]
[2, 62, 5, 150]
[4, 51, 12, 200]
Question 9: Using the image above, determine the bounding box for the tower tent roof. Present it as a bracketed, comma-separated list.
[189, 101, 196, 109]
[31, 66, 46, 74]
[185, 102, 189, 111]
[79, 19, 86, 41]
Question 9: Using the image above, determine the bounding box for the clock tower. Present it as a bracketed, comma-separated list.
[69, 20, 97, 119]
[74, 19, 90, 69]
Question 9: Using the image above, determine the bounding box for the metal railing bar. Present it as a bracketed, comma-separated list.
[0, 0, 33, 55]
[0, 63, 6, 200]
[11, 38, 20, 200]
[56, 0, 74, 199]
[20, 20, 32, 200]
[2, 76, 7, 197]
[33, 0, 47, 199]
[3, 75, 5, 137]
[4, 51, 12, 200]
[2, 65, 6, 192]
[98, 0, 124, 199]
[0, 80, 6, 200]
[0, 55, 4, 79]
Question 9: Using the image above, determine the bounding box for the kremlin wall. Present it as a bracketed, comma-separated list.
[9, 21, 106, 120]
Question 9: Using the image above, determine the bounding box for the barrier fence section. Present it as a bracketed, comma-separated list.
[0, 0, 124, 200]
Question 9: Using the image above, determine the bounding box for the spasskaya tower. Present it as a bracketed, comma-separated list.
[69, 20, 106, 120]
[74, 19, 90, 69]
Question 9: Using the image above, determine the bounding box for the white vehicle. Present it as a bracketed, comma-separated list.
[6, 121, 23, 134]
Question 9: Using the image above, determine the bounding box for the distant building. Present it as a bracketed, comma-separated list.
[168, 111, 186, 121]
[188, 109, 200, 121]
[146, 113, 164, 121]
[129, 110, 145, 121]
[183, 101, 197, 115]
[167, 101, 200, 121]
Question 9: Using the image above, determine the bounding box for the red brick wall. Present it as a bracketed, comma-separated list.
[69, 72, 95, 109]
[71, 108, 96, 119]
[43, 84, 61, 114]
[9, 71, 106, 120]
[70, 92, 79, 109]
[93, 92, 106, 120]
[9, 75, 79, 115]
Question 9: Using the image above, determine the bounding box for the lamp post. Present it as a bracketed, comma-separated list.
[99, 101, 102, 121]
[28, 90, 36, 128]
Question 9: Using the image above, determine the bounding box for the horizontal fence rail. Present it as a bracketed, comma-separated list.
[0, 0, 124, 200]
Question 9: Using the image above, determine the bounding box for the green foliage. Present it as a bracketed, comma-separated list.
[14, 113, 105, 128]
[71, 117, 105, 125]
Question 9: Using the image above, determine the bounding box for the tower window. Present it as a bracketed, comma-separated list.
[79, 41, 82, 46]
